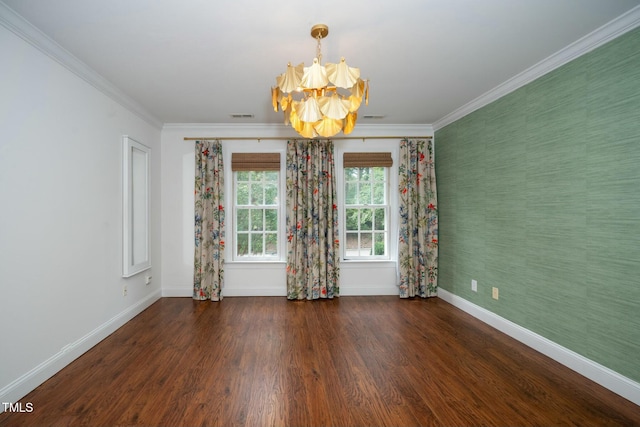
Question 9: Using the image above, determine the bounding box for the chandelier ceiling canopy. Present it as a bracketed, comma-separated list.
[271, 24, 369, 138]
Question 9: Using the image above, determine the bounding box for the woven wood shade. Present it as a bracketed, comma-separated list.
[343, 152, 393, 168]
[231, 153, 280, 171]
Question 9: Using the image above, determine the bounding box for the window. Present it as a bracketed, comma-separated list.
[344, 161, 390, 259]
[232, 153, 280, 260]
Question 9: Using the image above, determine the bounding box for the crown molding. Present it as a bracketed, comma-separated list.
[163, 123, 433, 138]
[0, 1, 163, 129]
[433, 5, 640, 131]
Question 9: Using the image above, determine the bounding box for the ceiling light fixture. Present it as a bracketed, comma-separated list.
[271, 24, 369, 138]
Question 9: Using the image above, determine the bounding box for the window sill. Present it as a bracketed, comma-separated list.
[225, 261, 286, 268]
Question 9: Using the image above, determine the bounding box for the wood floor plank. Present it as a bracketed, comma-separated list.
[1, 296, 639, 427]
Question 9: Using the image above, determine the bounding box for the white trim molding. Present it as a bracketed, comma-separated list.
[0, 290, 161, 410]
[0, 1, 163, 129]
[433, 5, 640, 131]
[438, 288, 640, 406]
[162, 283, 398, 297]
[163, 123, 434, 139]
[162, 286, 193, 297]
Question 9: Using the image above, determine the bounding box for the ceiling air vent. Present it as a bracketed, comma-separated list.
[230, 114, 254, 118]
[362, 115, 385, 119]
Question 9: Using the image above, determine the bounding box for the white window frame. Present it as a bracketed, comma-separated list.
[343, 165, 390, 260]
[334, 139, 400, 266]
[233, 169, 281, 261]
[225, 143, 286, 264]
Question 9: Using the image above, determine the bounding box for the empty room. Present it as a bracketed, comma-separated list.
[1, 1, 640, 426]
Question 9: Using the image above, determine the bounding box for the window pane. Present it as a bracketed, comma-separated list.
[345, 182, 358, 204]
[345, 233, 359, 256]
[360, 233, 372, 255]
[345, 167, 359, 180]
[250, 171, 262, 181]
[250, 183, 263, 204]
[372, 167, 385, 181]
[360, 208, 373, 231]
[265, 233, 278, 255]
[237, 233, 248, 256]
[360, 182, 372, 205]
[346, 208, 359, 231]
[251, 209, 263, 231]
[251, 233, 263, 256]
[373, 182, 385, 204]
[265, 209, 278, 231]
[374, 233, 385, 256]
[236, 182, 249, 205]
[265, 171, 278, 182]
[237, 171, 249, 181]
[264, 184, 278, 205]
[374, 208, 386, 230]
[237, 208, 249, 231]
[358, 167, 370, 180]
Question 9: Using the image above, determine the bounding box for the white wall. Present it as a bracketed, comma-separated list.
[0, 23, 162, 404]
[161, 123, 432, 297]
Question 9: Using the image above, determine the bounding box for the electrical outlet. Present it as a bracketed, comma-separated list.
[145, 275, 152, 285]
[123, 285, 128, 297]
[471, 279, 477, 292]
[492, 287, 499, 300]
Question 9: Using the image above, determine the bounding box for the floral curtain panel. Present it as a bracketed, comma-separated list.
[398, 138, 438, 298]
[193, 140, 225, 301]
[286, 139, 340, 300]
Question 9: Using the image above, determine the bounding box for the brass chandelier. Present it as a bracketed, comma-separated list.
[271, 24, 369, 138]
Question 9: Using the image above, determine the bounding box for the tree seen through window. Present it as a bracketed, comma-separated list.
[235, 170, 279, 258]
[344, 167, 388, 258]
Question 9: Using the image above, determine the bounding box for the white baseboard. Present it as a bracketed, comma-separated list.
[339, 284, 399, 296]
[162, 284, 399, 297]
[162, 286, 192, 297]
[0, 290, 161, 410]
[437, 288, 640, 406]
[224, 287, 286, 297]
[162, 286, 287, 297]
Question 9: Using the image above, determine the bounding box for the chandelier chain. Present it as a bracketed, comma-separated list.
[316, 34, 322, 63]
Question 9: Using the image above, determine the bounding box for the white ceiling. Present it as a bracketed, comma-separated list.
[3, 0, 640, 126]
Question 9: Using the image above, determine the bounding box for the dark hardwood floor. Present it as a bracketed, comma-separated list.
[1, 296, 639, 427]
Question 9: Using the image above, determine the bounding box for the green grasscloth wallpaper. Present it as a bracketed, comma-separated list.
[435, 27, 640, 383]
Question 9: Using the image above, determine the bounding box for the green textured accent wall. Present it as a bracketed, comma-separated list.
[435, 27, 640, 383]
